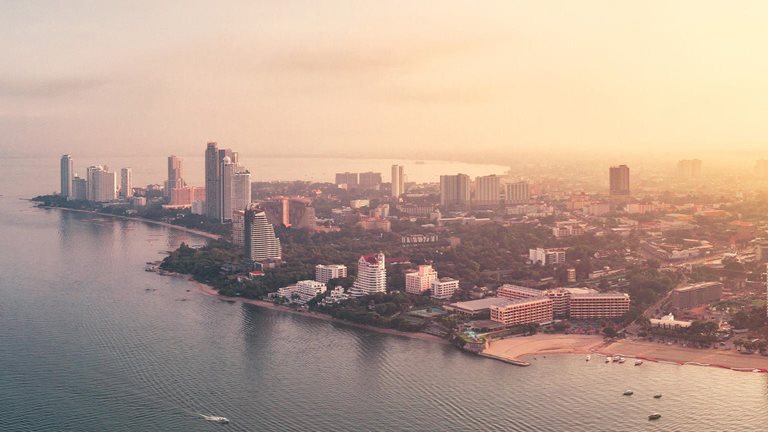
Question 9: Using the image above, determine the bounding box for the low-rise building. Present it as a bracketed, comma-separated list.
[650, 313, 692, 329]
[446, 297, 516, 318]
[529, 248, 567, 266]
[431, 277, 459, 300]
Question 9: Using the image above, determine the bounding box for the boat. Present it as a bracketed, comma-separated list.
[623, 390, 634, 396]
[613, 355, 622, 362]
[201, 415, 230, 424]
[618, 357, 626, 364]
[653, 394, 662, 399]
[635, 360, 643, 366]
[648, 413, 661, 420]
[605, 357, 611, 363]
[586, 355, 591, 361]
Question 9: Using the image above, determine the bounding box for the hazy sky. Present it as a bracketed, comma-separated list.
[3, 1, 768, 162]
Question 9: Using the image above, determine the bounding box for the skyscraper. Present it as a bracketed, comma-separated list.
[120, 168, 133, 198]
[242, 207, 282, 262]
[60, 154, 73, 199]
[473, 175, 500, 207]
[232, 170, 251, 214]
[391, 165, 405, 198]
[167, 155, 184, 195]
[220, 156, 235, 221]
[348, 253, 386, 297]
[86, 165, 117, 202]
[205, 142, 220, 220]
[440, 174, 471, 209]
[609, 165, 630, 196]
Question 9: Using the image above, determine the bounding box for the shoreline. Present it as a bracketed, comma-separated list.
[41, 203, 445, 344]
[190, 278, 449, 345]
[37, 205, 221, 240]
[597, 339, 768, 373]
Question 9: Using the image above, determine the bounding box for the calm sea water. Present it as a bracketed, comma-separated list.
[1, 158, 767, 431]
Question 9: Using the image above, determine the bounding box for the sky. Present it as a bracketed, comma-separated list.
[3, 1, 768, 164]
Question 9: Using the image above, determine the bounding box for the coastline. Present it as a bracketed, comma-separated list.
[37, 205, 221, 240]
[598, 339, 768, 373]
[40, 203, 445, 344]
[479, 334, 768, 373]
[191, 279, 449, 345]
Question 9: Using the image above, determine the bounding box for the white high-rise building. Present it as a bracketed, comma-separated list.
[405, 264, 438, 295]
[60, 155, 73, 199]
[391, 165, 405, 198]
[244, 208, 282, 261]
[120, 168, 133, 199]
[295, 280, 328, 303]
[86, 165, 117, 202]
[232, 170, 251, 214]
[349, 253, 386, 297]
[315, 264, 348, 284]
[431, 277, 459, 300]
[474, 175, 501, 207]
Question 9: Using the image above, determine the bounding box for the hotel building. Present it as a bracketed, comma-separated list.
[440, 174, 471, 209]
[670, 282, 722, 309]
[490, 297, 553, 326]
[569, 293, 630, 319]
[473, 175, 501, 207]
[431, 277, 459, 300]
[529, 248, 567, 266]
[505, 181, 529, 204]
[315, 264, 348, 284]
[405, 264, 438, 295]
[242, 207, 282, 262]
[349, 253, 386, 297]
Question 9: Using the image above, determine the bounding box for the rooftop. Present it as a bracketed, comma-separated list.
[673, 281, 722, 292]
[449, 297, 516, 312]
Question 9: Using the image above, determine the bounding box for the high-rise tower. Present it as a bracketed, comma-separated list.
[60, 154, 73, 199]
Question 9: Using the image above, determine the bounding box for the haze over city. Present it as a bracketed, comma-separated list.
[7, 2, 768, 431]
[4, 1, 768, 167]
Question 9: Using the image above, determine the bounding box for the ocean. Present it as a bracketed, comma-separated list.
[0, 157, 766, 431]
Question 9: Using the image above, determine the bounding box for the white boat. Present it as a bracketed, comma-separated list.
[586, 355, 591, 361]
[613, 355, 622, 362]
[635, 360, 643, 366]
[618, 357, 626, 364]
[623, 390, 634, 396]
[605, 357, 611, 363]
[201, 415, 230, 424]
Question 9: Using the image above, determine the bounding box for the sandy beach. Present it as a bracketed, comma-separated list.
[601, 339, 768, 371]
[483, 334, 607, 362]
[39, 206, 221, 240]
